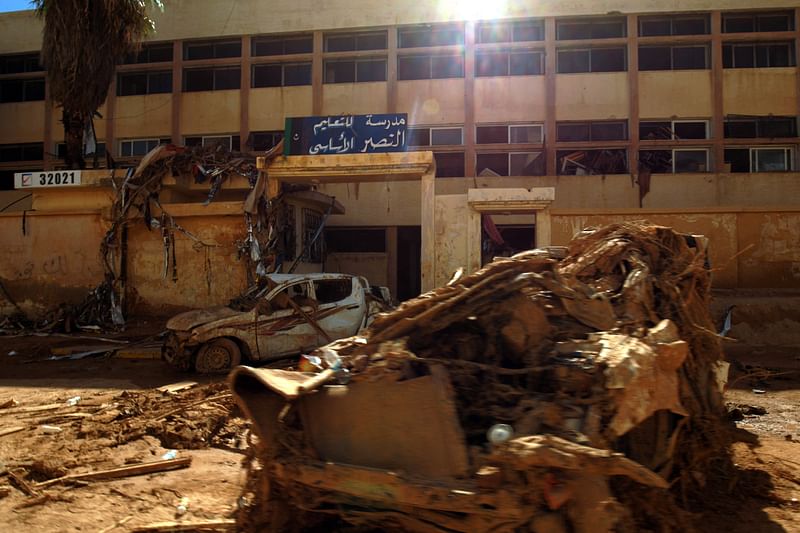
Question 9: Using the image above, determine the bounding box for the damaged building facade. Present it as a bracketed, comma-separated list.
[1, 0, 800, 317]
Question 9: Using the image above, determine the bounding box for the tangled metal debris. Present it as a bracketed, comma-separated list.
[231, 222, 728, 532]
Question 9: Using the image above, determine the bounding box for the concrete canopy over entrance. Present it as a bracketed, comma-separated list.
[257, 151, 437, 291]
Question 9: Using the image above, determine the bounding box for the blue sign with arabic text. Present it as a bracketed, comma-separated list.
[284, 114, 408, 156]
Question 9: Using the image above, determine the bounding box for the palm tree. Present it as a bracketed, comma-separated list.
[33, 1, 163, 169]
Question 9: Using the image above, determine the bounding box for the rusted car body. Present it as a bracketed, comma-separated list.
[163, 273, 387, 373]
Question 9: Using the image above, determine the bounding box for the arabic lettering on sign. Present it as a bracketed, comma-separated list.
[285, 114, 408, 156]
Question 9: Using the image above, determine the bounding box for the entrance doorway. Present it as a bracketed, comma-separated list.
[480, 214, 536, 266]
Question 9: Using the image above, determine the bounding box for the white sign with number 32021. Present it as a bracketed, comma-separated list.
[14, 171, 82, 189]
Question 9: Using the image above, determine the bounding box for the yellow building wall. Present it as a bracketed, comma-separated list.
[639, 70, 713, 118]
[326, 252, 388, 286]
[398, 79, 465, 125]
[474, 76, 547, 123]
[319, 181, 422, 226]
[555, 72, 629, 120]
[433, 194, 470, 287]
[322, 82, 388, 115]
[738, 211, 800, 288]
[114, 94, 173, 139]
[723, 68, 797, 116]
[180, 91, 240, 135]
[0, 102, 44, 143]
[249, 86, 312, 131]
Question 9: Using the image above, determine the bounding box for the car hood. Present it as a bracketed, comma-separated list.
[166, 306, 242, 331]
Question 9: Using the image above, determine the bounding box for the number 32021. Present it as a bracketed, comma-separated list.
[38, 171, 77, 186]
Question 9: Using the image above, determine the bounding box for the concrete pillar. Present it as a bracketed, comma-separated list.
[535, 209, 552, 247]
[420, 168, 436, 292]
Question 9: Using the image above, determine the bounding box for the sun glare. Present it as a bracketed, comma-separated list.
[441, 0, 508, 21]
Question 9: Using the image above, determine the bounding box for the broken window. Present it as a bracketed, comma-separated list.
[724, 116, 798, 138]
[433, 152, 465, 177]
[326, 228, 386, 253]
[119, 138, 171, 157]
[640, 120, 709, 140]
[476, 19, 544, 43]
[398, 54, 464, 80]
[183, 67, 240, 91]
[723, 42, 795, 68]
[639, 14, 710, 36]
[724, 146, 793, 172]
[723, 11, 794, 33]
[476, 124, 544, 144]
[399, 24, 464, 48]
[407, 128, 431, 146]
[184, 135, 240, 151]
[557, 121, 627, 142]
[639, 45, 708, 70]
[324, 58, 387, 83]
[0, 78, 45, 103]
[184, 39, 241, 60]
[252, 34, 313, 56]
[408, 126, 463, 147]
[117, 71, 172, 96]
[0, 142, 43, 162]
[0, 52, 42, 73]
[325, 31, 387, 52]
[557, 149, 628, 175]
[475, 50, 543, 76]
[674, 149, 709, 172]
[557, 47, 626, 73]
[476, 152, 544, 176]
[253, 63, 312, 87]
[124, 43, 173, 64]
[557, 17, 626, 40]
[57, 142, 105, 159]
[313, 279, 353, 304]
[250, 131, 283, 151]
[303, 208, 324, 263]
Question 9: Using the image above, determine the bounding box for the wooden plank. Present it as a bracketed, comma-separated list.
[0, 426, 26, 438]
[156, 381, 198, 394]
[36, 457, 192, 488]
[129, 519, 235, 532]
[9, 469, 39, 496]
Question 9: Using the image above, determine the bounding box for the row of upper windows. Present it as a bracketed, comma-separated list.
[112, 41, 797, 95]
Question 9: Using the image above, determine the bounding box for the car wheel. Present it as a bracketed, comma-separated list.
[195, 338, 242, 374]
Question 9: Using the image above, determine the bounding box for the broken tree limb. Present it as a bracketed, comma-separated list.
[0, 426, 25, 438]
[8, 469, 38, 496]
[98, 515, 134, 533]
[129, 519, 236, 532]
[154, 393, 231, 422]
[35, 457, 192, 488]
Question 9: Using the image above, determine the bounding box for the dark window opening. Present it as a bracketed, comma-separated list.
[117, 71, 172, 96]
[313, 279, 353, 304]
[0, 52, 42, 74]
[639, 150, 672, 172]
[0, 143, 44, 163]
[252, 63, 311, 87]
[724, 116, 798, 138]
[640, 121, 671, 139]
[723, 11, 794, 33]
[476, 125, 509, 144]
[476, 153, 508, 175]
[398, 54, 464, 80]
[476, 19, 544, 43]
[326, 228, 386, 253]
[408, 128, 431, 146]
[557, 121, 627, 142]
[476, 152, 544, 176]
[557, 17, 626, 40]
[674, 150, 709, 172]
[431, 127, 463, 145]
[0, 78, 45, 103]
[184, 39, 241, 60]
[557, 47, 626, 73]
[124, 43, 173, 64]
[674, 121, 708, 139]
[252, 34, 313, 56]
[476, 50, 543, 76]
[325, 31, 387, 52]
[183, 67, 241, 91]
[434, 152, 465, 177]
[723, 42, 795, 68]
[724, 148, 750, 172]
[185, 135, 240, 151]
[324, 58, 387, 83]
[119, 138, 170, 157]
[250, 131, 283, 151]
[639, 15, 709, 36]
[399, 24, 464, 48]
[642, 46, 708, 70]
[557, 149, 628, 174]
[303, 209, 324, 263]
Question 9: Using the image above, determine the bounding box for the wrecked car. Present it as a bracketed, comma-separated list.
[229, 223, 727, 532]
[163, 273, 390, 373]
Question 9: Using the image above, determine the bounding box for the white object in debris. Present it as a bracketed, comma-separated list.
[161, 449, 178, 460]
[714, 361, 730, 394]
[40, 425, 62, 434]
[487, 424, 514, 444]
[65, 396, 81, 406]
[7, 351, 17, 356]
[176, 496, 189, 516]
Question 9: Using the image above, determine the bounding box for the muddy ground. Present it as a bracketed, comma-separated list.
[0, 327, 798, 532]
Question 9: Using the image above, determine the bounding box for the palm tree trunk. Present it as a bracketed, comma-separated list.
[62, 109, 86, 170]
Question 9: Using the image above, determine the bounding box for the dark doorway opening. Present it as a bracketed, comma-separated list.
[481, 216, 536, 266]
[397, 226, 421, 301]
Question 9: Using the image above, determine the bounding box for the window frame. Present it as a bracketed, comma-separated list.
[398, 23, 464, 48]
[0, 78, 45, 103]
[117, 70, 173, 96]
[252, 62, 312, 87]
[556, 47, 627, 73]
[639, 44, 709, 71]
[638, 14, 710, 36]
[251, 34, 313, 57]
[476, 123, 544, 144]
[476, 151, 545, 176]
[182, 66, 241, 92]
[183, 39, 242, 61]
[556, 120, 628, 142]
[722, 11, 795, 33]
[556, 17, 627, 40]
[124, 42, 174, 64]
[640, 119, 710, 140]
[324, 30, 388, 52]
[475, 49, 544, 77]
[751, 146, 793, 172]
[397, 53, 465, 80]
[723, 42, 796, 68]
[475, 19, 545, 44]
[118, 138, 171, 157]
[322, 57, 387, 83]
[672, 148, 710, 173]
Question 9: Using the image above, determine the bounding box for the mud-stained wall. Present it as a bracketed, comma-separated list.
[723, 68, 797, 116]
[319, 182, 421, 226]
[180, 91, 240, 135]
[326, 252, 388, 287]
[322, 82, 388, 116]
[398, 79, 465, 125]
[555, 72, 629, 120]
[474, 76, 547, 123]
[639, 71, 713, 119]
[0, 102, 44, 144]
[115, 94, 173, 139]
[0, 211, 107, 315]
[433, 194, 470, 287]
[249, 87, 312, 131]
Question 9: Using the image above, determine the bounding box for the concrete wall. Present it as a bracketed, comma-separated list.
[0, 102, 44, 144]
[723, 68, 798, 116]
[474, 76, 547, 123]
[322, 82, 388, 116]
[639, 71, 713, 119]
[326, 252, 389, 287]
[115, 94, 173, 139]
[180, 91, 240, 135]
[398, 79, 466, 125]
[249, 87, 312, 131]
[555, 73, 629, 120]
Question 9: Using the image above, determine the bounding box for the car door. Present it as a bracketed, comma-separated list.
[254, 280, 318, 359]
[312, 276, 365, 343]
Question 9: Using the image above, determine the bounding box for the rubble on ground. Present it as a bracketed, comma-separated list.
[233, 222, 730, 532]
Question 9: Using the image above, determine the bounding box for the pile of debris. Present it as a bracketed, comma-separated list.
[233, 222, 729, 532]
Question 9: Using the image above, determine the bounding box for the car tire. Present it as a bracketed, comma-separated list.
[194, 338, 242, 374]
